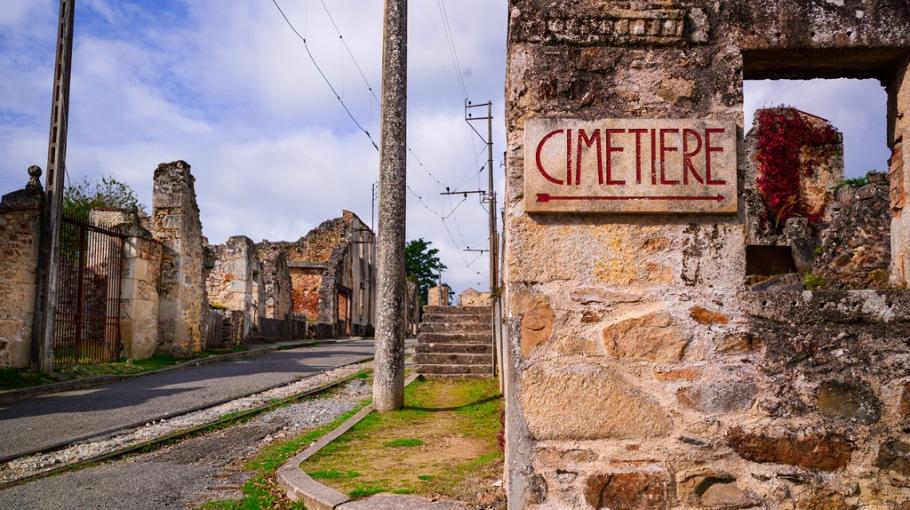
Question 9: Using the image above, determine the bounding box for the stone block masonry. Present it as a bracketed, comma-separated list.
[504, 1, 910, 508]
[0, 170, 43, 368]
[205, 236, 264, 340]
[152, 161, 208, 354]
[118, 220, 163, 360]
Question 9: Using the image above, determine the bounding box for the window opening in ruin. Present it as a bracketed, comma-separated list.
[743, 79, 894, 291]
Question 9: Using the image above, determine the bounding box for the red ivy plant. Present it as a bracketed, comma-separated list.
[755, 107, 839, 230]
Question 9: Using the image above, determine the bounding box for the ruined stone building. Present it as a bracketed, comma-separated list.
[274, 211, 376, 338]
[503, 1, 910, 508]
[0, 159, 376, 368]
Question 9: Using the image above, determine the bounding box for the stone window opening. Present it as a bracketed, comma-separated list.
[741, 60, 906, 290]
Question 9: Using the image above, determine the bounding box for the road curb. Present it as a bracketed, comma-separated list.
[277, 373, 421, 510]
[0, 360, 375, 489]
[0, 338, 359, 406]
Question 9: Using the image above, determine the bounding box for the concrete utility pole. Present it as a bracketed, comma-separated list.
[465, 100, 498, 376]
[373, 0, 408, 412]
[33, 0, 76, 373]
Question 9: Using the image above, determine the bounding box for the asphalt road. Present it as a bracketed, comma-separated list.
[0, 339, 374, 461]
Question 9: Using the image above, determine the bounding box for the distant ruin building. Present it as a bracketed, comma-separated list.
[273, 211, 376, 338]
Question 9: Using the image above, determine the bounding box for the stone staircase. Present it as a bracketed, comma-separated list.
[415, 306, 493, 377]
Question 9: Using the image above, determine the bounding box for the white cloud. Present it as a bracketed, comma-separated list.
[2, 2, 887, 295]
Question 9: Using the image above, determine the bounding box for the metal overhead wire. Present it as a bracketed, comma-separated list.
[271, 0, 486, 271]
[270, 0, 378, 150]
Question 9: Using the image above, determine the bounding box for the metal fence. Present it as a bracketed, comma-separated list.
[52, 213, 125, 365]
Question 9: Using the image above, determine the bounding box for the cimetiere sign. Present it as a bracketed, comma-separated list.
[524, 118, 737, 214]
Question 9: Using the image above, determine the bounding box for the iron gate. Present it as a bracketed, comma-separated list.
[53, 213, 125, 365]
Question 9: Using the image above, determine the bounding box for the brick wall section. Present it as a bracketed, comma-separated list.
[504, 1, 910, 508]
[0, 187, 42, 368]
[151, 161, 208, 354]
[290, 269, 322, 321]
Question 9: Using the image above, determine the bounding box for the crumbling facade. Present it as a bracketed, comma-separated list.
[256, 242, 293, 320]
[152, 161, 208, 354]
[278, 211, 376, 338]
[0, 168, 43, 368]
[427, 284, 452, 306]
[459, 288, 492, 307]
[504, 1, 910, 509]
[204, 236, 265, 339]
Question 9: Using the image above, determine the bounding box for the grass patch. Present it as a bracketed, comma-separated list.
[201, 402, 369, 510]
[0, 368, 56, 391]
[385, 438, 424, 448]
[300, 378, 503, 505]
[309, 469, 360, 480]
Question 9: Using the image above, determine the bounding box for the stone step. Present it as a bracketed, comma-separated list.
[415, 342, 491, 354]
[418, 322, 489, 333]
[421, 313, 491, 324]
[413, 352, 492, 365]
[423, 306, 491, 315]
[417, 332, 491, 344]
[415, 363, 494, 376]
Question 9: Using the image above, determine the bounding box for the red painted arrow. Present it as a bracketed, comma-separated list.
[537, 193, 725, 203]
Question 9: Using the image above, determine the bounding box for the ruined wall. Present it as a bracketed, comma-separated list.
[290, 268, 323, 322]
[204, 236, 263, 339]
[151, 161, 208, 354]
[427, 285, 451, 306]
[460, 288, 492, 307]
[890, 58, 910, 287]
[119, 225, 162, 360]
[256, 242, 292, 320]
[0, 170, 42, 368]
[504, 1, 910, 508]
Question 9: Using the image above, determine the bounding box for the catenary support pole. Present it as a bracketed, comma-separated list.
[373, 0, 408, 412]
[34, 0, 76, 373]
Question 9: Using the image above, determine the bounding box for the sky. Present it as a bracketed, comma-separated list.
[0, 0, 891, 296]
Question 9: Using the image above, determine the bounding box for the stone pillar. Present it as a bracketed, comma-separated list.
[889, 57, 910, 287]
[151, 161, 208, 354]
[0, 168, 43, 368]
[119, 224, 163, 360]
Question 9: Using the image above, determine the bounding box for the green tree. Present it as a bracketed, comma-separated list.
[405, 238, 447, 304]
[63, 176, 146, 220]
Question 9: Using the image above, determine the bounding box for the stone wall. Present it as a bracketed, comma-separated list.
[205, 236, 264, 339]
[0, 170, 42, 368]
[278, 211, 375, 338]
[890, 58, 910, 287]
[255, 242, 292, 320]
[460, 288, 491, 307]
[119, 222, 163, 360]
[151, 161, 208, 354]
[504, 1, 910, 508]
[427, 285, 451, 306]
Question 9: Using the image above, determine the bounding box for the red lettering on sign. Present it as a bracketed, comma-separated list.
[705, 128, 727, 185]
[605, 129, 626, 185]
[535, 129, 564, 185]
[629, 128, 647, 184]
[682, 129, 704, 185]
[566, 129, 573, 185]
[659, 128, 680, 185]
[650, 129, 657, 185]
[576, 129, 603, 185]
